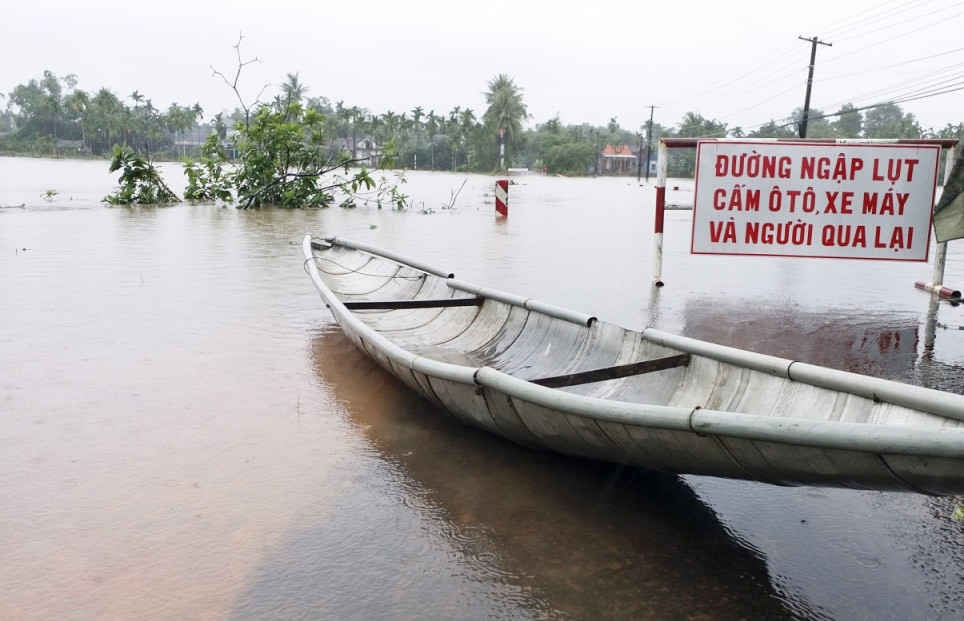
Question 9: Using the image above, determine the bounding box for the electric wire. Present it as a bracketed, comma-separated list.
[818, 0, 928, 38]
[821, 6, 964, 66]
[821, 0, 942, 40]
[664, 2, 940, 121]
[816, 62, 964, 113]
[749, 83, 964, 131]
[831, 0, 956, 44]
[659, 0, 960, 133]
[819, 47, 964, 82]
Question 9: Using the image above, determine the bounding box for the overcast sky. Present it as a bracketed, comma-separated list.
[3, 0, 962, 133]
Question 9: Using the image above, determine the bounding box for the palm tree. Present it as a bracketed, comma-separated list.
[280, 72, 307, 106]
[483, 74, 528, 169]
[458, 108, 478, 169]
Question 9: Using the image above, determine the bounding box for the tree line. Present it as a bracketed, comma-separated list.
[3, 69, 963, 178]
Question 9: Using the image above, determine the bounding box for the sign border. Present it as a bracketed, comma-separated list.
[690, 140, 941, 262]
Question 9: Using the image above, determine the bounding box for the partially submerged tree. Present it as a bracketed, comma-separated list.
[183, 133, 233, 202]
[183, 35, 407, 210]
[104, 145, 178, 205]
[232, 101, 374, 208]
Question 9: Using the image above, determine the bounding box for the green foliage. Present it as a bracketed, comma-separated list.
[534, 118, 596, 174]
[4, 69, 203, 157]
[180, 90, 404, 210]
[666, 112, 728, 177]
[183, 133, 234, 202]
[104, 145, 179, 205]
[864, 102, 921, 139]
[748, 121, 795, 139]
[832, 104, 862, 138]
[232, 102, 380, 208]
[5, 66, 959, 184]
[370, 172, 408, 210]
[791, 107, 835, 139]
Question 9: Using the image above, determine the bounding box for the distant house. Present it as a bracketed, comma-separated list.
[599, 144, 638, 175]
[332, 136, 381, 167]
[355, 137, 381, 167]
[55, 139, 88, 155]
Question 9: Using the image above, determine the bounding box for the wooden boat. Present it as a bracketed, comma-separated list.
[302, 235, 964, 495]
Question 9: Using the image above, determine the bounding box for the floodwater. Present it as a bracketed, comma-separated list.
[1, 155, 962, 620]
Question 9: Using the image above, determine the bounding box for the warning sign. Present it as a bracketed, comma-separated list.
[691, 141, 940, 261]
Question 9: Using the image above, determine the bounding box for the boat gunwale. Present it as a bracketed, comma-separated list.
[303, 235, 964, 458]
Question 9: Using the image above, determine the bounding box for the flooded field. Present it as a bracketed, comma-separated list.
[1, 156, 962, 619]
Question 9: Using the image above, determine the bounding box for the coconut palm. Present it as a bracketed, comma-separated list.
[280, 72, 307, 106]
[483, 74, 528, 169]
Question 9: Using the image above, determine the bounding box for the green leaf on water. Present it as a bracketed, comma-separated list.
[953, 504, 964, 521]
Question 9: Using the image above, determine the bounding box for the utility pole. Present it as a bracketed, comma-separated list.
[798, 35, 832, 138]
[636, 131, 643, 181]
[644, 105, 656, 182]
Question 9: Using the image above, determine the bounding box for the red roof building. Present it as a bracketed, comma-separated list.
[599, 144, 638, 174]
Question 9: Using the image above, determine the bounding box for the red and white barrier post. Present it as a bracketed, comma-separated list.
[653, 139, 668, 286]
[915, 281, 962, 300]
[495, 179, 509, 217]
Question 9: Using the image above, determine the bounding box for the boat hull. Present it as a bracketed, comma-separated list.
[304, 235, 964, 495]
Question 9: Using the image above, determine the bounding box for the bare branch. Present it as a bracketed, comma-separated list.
[210, 31, 263, 126]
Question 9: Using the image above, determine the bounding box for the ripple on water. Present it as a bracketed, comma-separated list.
[0, 161, 962, 620]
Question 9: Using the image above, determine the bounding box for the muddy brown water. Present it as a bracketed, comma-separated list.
[1, 156, 962, 619]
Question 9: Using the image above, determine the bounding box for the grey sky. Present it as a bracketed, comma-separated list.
[4, 0, 962, 132]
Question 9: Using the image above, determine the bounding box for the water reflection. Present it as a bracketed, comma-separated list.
[679, 298, 964, 399]
[231, 328, 820, 619]
[681, 300, 921, 380]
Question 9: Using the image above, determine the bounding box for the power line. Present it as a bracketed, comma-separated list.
[658, 1, 942, 113]
[818, 0, 927, 37]
[817, 62, 964, 113]
[667, 2, 952, 115]
[821, 0, 939, 38]
[658, 51, 802, 109]
[716, 83, 801, 121]
[819, 46, 964, 82]
[658, 0, 960, 130]
[758, 83, 964, 131]
[821, 6, 964, 66]
[830, 0, 957, 43]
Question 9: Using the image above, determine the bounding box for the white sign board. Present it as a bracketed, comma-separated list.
[692, 141, 940, 261]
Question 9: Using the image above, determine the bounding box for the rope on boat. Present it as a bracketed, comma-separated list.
[304, 255, 425, 279]
[303, 256, 427, 297]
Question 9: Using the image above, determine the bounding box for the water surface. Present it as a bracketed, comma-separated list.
[1, 156, 962, 619]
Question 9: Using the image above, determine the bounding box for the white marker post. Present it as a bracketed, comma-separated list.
[653, 139, 668, 286]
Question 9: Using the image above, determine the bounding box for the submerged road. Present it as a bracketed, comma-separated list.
[0, 156, 961, 619]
